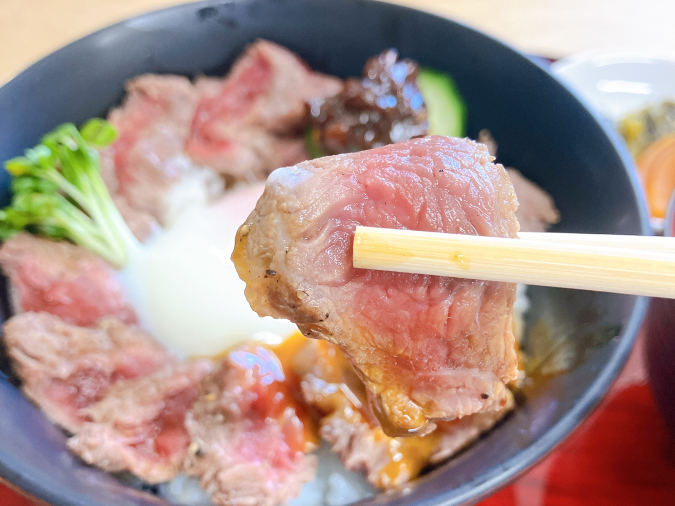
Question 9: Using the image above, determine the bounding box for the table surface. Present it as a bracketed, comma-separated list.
[2, 1, 675, 505]
[2, 0, 675, 84]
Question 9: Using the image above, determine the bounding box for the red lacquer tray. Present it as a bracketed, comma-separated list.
[2, 331, 674, 506]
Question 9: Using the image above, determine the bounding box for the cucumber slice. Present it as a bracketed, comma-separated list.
[418, 68, 467, 137]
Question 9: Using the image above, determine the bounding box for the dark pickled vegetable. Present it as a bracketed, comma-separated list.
[619, 101, 675, 158]
[308, 49, 427, 154]
[618, 101, 675, 217]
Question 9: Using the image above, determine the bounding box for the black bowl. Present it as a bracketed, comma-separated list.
[0, 1, 650, 505]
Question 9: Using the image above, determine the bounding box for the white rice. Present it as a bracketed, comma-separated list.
[513, 284, 530, 344]
[289, 444, 376, 506]
[159, 443, 376, 506]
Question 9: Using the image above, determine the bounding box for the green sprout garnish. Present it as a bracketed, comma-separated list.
[0, 119, 137, 268]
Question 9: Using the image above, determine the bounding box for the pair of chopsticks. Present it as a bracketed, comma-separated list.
[352, 227, 675, 298]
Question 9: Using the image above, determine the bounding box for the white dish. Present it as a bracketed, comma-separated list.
[551, 52, 675, 122]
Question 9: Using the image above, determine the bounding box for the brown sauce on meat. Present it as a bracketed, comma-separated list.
[289, 337, 441, 488]
[214, 336, 320, 451]
[271, 333, 322, 448]
[308, 49, 428, 154]
[376, 431, 441, 487]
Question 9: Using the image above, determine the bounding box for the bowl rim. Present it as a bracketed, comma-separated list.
[550, 50, 675, 77]
[0, 1, 651, 505]
[664, 191, 675, 238]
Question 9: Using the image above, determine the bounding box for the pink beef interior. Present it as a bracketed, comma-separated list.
[185, 39, 341, 181]
[184, 344, 316, 506]
[3, 312, 171, 433]
[0, 234, 137, 327]
[233, 136, 520, 435]
[100, 40, 342, 226]
[67, 360, 212, 484]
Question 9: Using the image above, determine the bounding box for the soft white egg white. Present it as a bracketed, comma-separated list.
[118, 183, 297, 357]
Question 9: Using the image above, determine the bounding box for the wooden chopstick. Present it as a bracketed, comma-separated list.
[352, 226, 675, 298]
[518, 232, 675, 252]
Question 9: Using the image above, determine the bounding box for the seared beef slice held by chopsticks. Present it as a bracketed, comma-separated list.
[232, 136, 520, 436]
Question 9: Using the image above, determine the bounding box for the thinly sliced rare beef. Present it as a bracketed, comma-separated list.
[477, 129, 559, 233]
[99, 148, 159, 242]
[111, 193, 159, 242]
[233, 136, 520, 436]
[184, 343, 316, 506]
[68, 359, 212, 484]
[3, 312, 170, 433]
[430, 390, 514, 464]
[506, 169, 560, 233]
[186, 40, 342, 182]
[0, 234, 136, 327]
[106, 74, 224, 226]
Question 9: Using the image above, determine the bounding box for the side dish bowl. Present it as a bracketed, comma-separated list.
[644, 191, 675, 436]
[0, 1, 650, 505]
[551, 52, 675, 122]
